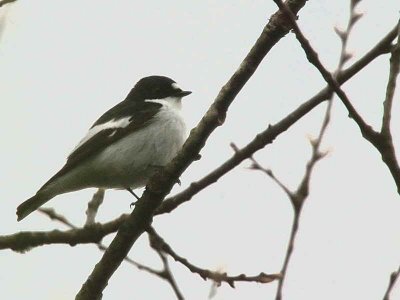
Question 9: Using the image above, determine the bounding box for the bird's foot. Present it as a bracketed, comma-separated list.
[126, 188, 140, 209]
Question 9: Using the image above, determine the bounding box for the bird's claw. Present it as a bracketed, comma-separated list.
[126, 188, 140, 209]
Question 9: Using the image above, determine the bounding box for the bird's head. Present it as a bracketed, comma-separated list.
[129, 75, 192, 101]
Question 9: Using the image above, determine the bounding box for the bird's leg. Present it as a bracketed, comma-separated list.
[126, 187, 140, 199]
[126, 188, 140, 208]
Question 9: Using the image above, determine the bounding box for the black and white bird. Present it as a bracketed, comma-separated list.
[17, 75, 191, 221]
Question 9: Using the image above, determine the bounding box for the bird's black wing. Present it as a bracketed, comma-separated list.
[39, 100, 162, 190]
[68, 100, 162, 162]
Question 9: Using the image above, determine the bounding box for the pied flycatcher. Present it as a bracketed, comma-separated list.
[17, 75, 191, 221]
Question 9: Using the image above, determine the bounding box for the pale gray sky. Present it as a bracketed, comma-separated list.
[1, 1, 399, 299]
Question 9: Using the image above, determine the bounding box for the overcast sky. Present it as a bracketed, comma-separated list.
[1, 1, 400, 299]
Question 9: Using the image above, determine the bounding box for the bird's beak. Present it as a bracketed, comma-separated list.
[177, 90, 192, 97]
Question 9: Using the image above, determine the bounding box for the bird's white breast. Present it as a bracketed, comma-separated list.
[90, 97, 187, 188]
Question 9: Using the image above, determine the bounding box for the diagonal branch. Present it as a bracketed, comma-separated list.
[273, 0, 400, 194]
[39, 208, 77, 229]
[377, 20, 400, 193]
[244, 149, 294, 199]
[273, 0, 379, 143]
[156, 23, 397, 216]
[148, 236, 185, 300]
[383, 265, 400, 300]
[75, 1, 310, 299]
[381, 21, 400, 136]
[147, 227, 280, 288]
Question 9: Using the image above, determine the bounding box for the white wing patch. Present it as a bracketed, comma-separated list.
[72, 116, 132, 152]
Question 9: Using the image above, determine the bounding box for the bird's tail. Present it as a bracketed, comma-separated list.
[16, 193, 51, 221]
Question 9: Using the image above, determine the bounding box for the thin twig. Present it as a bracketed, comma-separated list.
[157, 253, 185, 300]
[96, 243, 162, 277]
[273, 124, 329, 300]
[381, 20, 400, 136]
[147, 227, 280, 288]
[149, 236, 185, 300]
[383, 265, 400, 300]
[273, 0, 379, 142]
[272, 2, 362, 298]
[85, 189, 105, 226]
[231, 142, 294, 198]
[38, 208, 77, 229]
[249, 158, 294, 198]
[274, 117, 327, 300]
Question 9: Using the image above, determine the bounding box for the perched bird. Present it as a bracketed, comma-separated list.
[17, 75, 191, 221]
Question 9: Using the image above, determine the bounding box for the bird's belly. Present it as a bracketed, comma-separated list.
[90, 113, 186, 189]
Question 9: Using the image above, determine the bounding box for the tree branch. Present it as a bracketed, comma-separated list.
[273, 0, 400, 194]
[381, 21, 400, 136]
[244, 148, 294, 199]
[85, 189, 105, 226]
[0, 214, 126, 252]
[148, 236, 185, 300]
[273, 99, 330, 300]
[39, 208, 184, 299]
[273, 0, 379, 141]
[273, 2, 362, 297]
[0, 20, 395, 258]
[156, 23, 397, 216]
[147, 227, 280, 288]
[39, 208, 77, 229]
[383, 265, 400, 300]
[75, 1, 310, 299]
